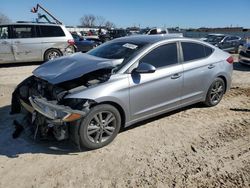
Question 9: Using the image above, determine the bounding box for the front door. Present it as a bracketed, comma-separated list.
[129, 42, 183, 121]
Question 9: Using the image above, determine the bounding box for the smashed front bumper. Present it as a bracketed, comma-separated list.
[25, 96, 86, 123]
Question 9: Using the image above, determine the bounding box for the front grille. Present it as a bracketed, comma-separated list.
[29, 77, 54, 99]
[21, 77, 66, 102]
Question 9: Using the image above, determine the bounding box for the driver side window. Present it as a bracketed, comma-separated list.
[140, 43, 178, 69]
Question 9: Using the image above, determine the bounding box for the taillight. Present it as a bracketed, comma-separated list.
[226, 56, 234, 64]
[67, 39, 75, 45]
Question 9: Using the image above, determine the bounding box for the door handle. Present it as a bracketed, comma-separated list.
[208, 64, 215, 69]
[171, 73, 181, 79]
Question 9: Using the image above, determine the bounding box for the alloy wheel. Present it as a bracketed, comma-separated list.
[87, 111, 116, 144]
[210, 80, 224, 104]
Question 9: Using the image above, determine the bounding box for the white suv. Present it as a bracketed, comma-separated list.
[0, 22, 75, 64]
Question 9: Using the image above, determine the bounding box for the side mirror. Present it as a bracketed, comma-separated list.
[134, 63, 156, 74]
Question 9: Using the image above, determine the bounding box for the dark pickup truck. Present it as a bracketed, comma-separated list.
[203, 34, 246, 53]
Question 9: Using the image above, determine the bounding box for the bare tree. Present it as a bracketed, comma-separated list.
[80, 14, 116, 28]
[105, 21, 115, 29]
[0, 13, 11, 24]
[80, 14, 96, 27]
[96, 16, 106, 27]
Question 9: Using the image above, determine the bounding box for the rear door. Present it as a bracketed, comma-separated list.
[11, 24, 42, 62]
[180, 42, 215, 105]
[129, 42, 183, 120]
[0, 25, 14, 63]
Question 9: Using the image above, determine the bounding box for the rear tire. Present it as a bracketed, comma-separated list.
[79, 104, 121, 150]
[44, 49, 62, 62]
[204, 77, 225, 107]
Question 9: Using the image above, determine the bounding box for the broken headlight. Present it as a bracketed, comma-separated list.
[29, 96, 85, 122]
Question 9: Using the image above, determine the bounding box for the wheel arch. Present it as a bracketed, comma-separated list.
[203, 74, 228, 102]
[217, 75, 227, 93]
[93, 101, 126, 129]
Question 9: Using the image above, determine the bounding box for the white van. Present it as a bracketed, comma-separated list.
[0, 22, 75, 64]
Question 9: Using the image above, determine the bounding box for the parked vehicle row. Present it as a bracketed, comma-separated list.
[0, 22, 75, 64]
[201, 33, 245, 53]
[11, 35, 233, 149]
[0, 22, 173, 64]
[1, 22, 247, 65]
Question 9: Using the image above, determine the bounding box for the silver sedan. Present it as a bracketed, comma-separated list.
[12, 35, 233, 149]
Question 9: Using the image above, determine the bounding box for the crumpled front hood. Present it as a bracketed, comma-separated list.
[33, 53, 114, 84]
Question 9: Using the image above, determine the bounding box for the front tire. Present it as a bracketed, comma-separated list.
[204, 77, 225, 107]
[79, 104, 121, 149]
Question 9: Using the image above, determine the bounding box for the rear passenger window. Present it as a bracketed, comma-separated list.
[39, 26, 65, 37]
[12, 25, 36, 38]
[204, 45, 213, 56]
[140, 43, 178, 68]
[181, 42, 213, 62]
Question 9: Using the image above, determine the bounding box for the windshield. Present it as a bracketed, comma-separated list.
[206, 35, 225, 43]
[87, 41, 148, 60]
[87, 40, 149, 73]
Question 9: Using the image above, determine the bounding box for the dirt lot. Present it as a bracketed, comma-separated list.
[0, 57, 249, 188]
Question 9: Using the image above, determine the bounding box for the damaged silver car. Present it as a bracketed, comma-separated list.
[11, 35, 233, 149]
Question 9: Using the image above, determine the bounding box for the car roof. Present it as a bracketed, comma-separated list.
[112, 34, 183, 44]
[0, 22, 64, 27]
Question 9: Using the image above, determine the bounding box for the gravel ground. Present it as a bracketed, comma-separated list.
[0, 56, 249, 188]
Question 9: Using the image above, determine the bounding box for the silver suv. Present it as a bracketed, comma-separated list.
[0, 22, 75, 64]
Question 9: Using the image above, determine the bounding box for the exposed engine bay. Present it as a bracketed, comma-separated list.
[11, 68, 112, 142]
